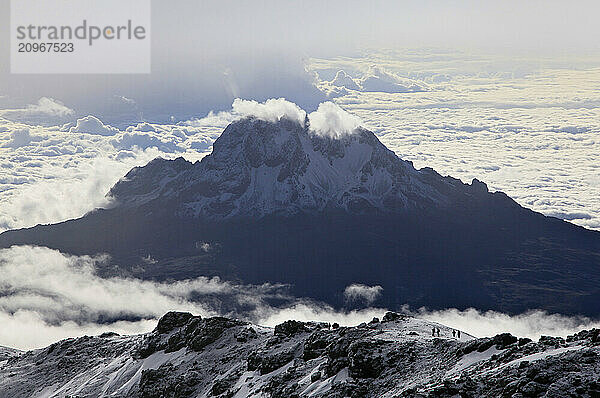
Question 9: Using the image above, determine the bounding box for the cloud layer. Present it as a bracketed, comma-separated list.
[0, 246, 380, 349]
[0, 115, 222, 232]
[310, 50, 600, 230]
[0, 97, 74, 126]
[412, 307, 600, 341]
[2, 246, 600, 351]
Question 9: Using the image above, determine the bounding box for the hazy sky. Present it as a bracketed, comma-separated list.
[1, 0, 600, 125]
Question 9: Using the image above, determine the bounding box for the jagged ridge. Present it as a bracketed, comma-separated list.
[1, 312, 599, 397]
[109, 116, 486, 218]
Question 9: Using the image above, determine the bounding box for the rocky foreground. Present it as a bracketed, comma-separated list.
[0, 312, 599, 397]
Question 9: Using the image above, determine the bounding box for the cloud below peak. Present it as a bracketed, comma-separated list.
[1, 245, 599, 350]
[68, 115, 119, 136]
[343, 283, 383, 305]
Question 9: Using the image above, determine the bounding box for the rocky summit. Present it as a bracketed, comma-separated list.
[108, 116, 456, 218]
[0, 312, 599, 397]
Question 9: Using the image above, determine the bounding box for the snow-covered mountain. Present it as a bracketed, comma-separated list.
[108, 116, 455, 219]
[1, 112, 599, 316]
[1, 311, 599, 397]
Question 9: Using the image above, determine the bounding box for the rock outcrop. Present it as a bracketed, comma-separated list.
[1, 312, 599, 397]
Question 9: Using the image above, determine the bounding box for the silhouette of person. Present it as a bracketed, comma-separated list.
[432, 327, 435, 337]
[436, 328, 440, 337]
[457, 330, 461, 339]
[452, 329, 456, 338]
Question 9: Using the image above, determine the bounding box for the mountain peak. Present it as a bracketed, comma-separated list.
[109, 113, 454, 219]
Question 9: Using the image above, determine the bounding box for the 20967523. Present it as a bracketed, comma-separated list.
[17, 42, 74, 53]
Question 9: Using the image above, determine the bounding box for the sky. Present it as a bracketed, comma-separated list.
[1, 0, 600, 349]
[2, 0, 600, 125]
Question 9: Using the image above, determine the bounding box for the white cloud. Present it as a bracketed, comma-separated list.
[33, 97, 75, 117]
[0, 311, 155, 352]
[68, 115, 119, 136]
[411, 307, 600, 341]
[110, 132, 184, 153]
[308, 101, 361, 138]
[0, 150, 162, 232]
[0, 245, 384, 350]
[358, 66, 428, 93]
[1, 128, 32, 148]
[0, 246, 206, 322]
[0, 245, 282, 349]
[231, 98, 306, 124]
[0, 97, 74, 125]
[314, 67, 429, 97]
[257, 303, 384, 329]
[184, 110, 236, 130]
[189, 98, 362, 140]
[343, 283, 383, 305]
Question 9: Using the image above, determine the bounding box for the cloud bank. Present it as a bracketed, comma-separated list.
[411, 307, 600, 341]
[0, 97, 74, 126]
[311, 50, 600, 230]
[68, 115, 119, 136]
[1, 246, 599, 350]
[0, 246, 287, 349]
[0, 246, 382, 350]
[0, 116, 221, 233]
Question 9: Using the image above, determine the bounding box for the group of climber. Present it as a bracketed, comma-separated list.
[431, 327, 461, 339]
